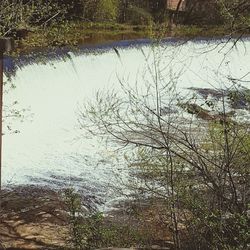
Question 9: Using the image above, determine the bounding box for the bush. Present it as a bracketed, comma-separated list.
[0, 0, 67, 37]
[64, 189, 150, 249]
[126, 6, 153, 26]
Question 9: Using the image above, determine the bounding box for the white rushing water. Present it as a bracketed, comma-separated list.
[3, 38, 250, 210]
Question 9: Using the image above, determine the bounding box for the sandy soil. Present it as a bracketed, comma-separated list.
[0, 186, 69, 250]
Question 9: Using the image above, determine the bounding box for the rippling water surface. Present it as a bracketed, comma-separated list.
[3, 38, 250, 210]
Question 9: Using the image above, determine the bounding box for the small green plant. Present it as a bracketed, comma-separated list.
[64, 188, 87, 249]
[64, 189, 150, 250]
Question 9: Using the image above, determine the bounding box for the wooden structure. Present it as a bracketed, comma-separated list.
[166, 0, 187, 11]
[166, 0, 219, 25]
[0, 38, 14, 53]
[166, 0, 216, 13]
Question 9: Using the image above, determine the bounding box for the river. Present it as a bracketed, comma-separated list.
[3, 37, 250, 210]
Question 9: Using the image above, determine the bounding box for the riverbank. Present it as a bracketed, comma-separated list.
[0, 186, 69, 249]
[11, 22, 245, 55]
[14, 22, 152, 54]
[0, 185, 173, 250]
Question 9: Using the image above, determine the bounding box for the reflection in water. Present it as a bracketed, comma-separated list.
[3, 38, 250, 210]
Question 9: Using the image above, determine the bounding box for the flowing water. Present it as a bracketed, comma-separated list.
[3, 37, 250, 210]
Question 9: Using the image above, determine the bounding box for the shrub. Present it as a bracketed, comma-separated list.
[64, 189, 150, 249]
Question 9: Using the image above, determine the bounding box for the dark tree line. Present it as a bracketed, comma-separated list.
[1, 0, 250, 37]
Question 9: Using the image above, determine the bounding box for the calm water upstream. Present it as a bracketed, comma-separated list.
[3, 38, 250, 210]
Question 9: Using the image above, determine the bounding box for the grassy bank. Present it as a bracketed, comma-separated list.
[12, 21, 247, 54]
[14, 22, 153, 54]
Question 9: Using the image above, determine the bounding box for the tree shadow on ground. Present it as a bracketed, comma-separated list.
[0, 185, 69, 250]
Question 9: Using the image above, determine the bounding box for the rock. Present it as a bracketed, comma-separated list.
[179, 102, 214, 120]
